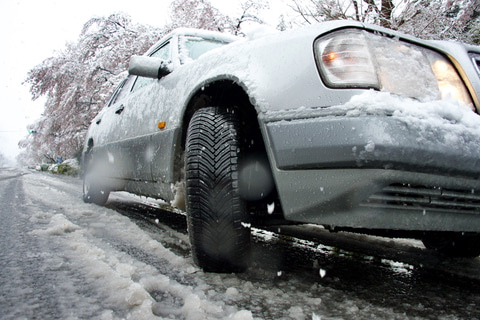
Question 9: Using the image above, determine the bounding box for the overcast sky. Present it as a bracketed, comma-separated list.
[0, 0, 291, 162]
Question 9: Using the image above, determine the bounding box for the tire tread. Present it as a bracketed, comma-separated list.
[185, 107, 250, 272]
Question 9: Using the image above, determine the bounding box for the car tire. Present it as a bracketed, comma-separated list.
[422, 233, 480, 258]
[82, 152, 110, 205]
[185, 107, 250, 273]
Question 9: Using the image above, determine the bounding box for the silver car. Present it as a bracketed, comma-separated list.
[83, 21, 480, 272]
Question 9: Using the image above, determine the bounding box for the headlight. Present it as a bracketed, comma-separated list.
[314, 29, 474, 110]
[316, 30, 378, 88]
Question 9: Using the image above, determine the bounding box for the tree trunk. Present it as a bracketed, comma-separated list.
[380, 0, 395, 28]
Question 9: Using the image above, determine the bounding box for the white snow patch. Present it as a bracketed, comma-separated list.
[319, 269, 327, 278]
[170, 180, 186, 211]
[382, 259, 414, 275]
[312, 312, 322, 320]
[364, 140, 375, 152]
[228, 310, 254, 320]
[266, 90, 480, 136]
[241, 22, 279, 40]
[125, 283, 150, 307]
[341, 90, 478, 131]
[288, 306, 306, 320]
[267, 202, 275, 214]
[31, 214, 79, 236]
[63, 158, 80, 170]
[241, 222, 252, 228]
[225, 287, 240, 299]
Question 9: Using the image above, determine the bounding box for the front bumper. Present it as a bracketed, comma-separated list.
[261, 112, 480, 232]
[265, 114, 480, 177]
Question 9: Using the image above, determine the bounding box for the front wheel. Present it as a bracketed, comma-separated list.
[185, 107, 250, 273]
[422, 233, 480, 258]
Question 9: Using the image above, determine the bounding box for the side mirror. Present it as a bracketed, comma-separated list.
[128, 55, 172, 79]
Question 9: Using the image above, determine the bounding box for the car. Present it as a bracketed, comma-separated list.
[82, 21, 480, 272]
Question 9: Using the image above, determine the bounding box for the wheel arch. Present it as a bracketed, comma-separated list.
[180, 78, 258, 150]
[180, 78, 283, 219]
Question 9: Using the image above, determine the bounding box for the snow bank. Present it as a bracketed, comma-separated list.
[43, 158, 80, 176]
[62, 158, 80, 170]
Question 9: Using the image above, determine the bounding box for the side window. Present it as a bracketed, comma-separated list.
[105, 78, 127, 107]
[151, 42, 171, 60]
[183, 37, 227, 60]
[131, 42, 171, 92]
[111, 76, 135, 105]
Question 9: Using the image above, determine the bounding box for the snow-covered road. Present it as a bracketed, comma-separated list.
[1, 167, 479, 319]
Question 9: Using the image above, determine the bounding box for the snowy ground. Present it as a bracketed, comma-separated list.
[1, 167, 480, 320]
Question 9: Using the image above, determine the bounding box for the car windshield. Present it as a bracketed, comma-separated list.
[183, 36, 229, 60]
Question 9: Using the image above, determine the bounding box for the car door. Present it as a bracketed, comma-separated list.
[111, 41, 173, 183]
[89, 76, 136, 180]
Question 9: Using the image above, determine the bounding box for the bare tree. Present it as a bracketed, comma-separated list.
[231, 0, 270, 35]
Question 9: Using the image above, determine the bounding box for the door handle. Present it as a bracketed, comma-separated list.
[115, 105, 125, 115]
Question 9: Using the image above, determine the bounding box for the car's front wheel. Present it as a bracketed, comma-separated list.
[185, 107, 250, 273]
[422, 232, 480, 258]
